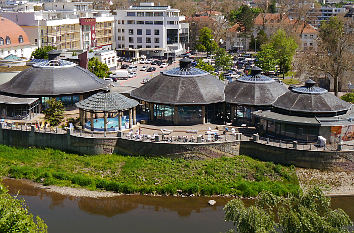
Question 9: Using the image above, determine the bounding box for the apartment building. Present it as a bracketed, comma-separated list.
[114, 2, 189, 58]
[0, 0, 114, 50]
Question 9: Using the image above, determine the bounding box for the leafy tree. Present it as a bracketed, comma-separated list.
[250, 29, 268, 51]
[268, 0, 277, 13]
[0, 183, 47, 233]
[256, 43, 279, 73]
[88, 57, 111, 79]
[31, 46, 56, 59]
[214, 48, 233, 71]
[43, 98, 64, 126]
[196, 59, 215, 73]
[224, 188, 353, 233]
[228, 5, 260, 33]
[196, 27, 219, 55]
[341, 92, 354, 103]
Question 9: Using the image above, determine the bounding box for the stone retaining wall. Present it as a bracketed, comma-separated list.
[0, 125, 353, 169]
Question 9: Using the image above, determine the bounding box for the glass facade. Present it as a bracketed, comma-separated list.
[177, 106, 202, 125]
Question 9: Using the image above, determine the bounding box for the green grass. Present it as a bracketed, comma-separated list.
[282, 78, 300, 85]
[0, 145, 300, 197]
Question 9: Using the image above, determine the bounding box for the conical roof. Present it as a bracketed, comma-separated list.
[225, 72, 288, 106]
[130, 59, 225, 105]
[273, 79, 351, 115]
[0, 60, 108, 97]
[75, 91, 139, 112]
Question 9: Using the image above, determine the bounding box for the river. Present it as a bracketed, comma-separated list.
[3, 178, 354, 233]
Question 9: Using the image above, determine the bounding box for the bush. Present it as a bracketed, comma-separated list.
[341, 92, 354, 103]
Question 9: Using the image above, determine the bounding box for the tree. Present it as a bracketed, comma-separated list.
[43, 98, 64, 126]
[228, 5, 260, 33]
[214, 48, 233, 71]
[196, 27, 219, 55]
[31, 46, 56, 59]
[268, 0, 276, 13]
[317, 17, 353, 96]
[256, 43, 279, 73]
[196, 59, 215, 73]
[0, 183, 47, 233]
[250, 29, 268, 51]
[88, 57, 111, 79]
[341, 93, 354, 104]
[224, 188, 353, 233]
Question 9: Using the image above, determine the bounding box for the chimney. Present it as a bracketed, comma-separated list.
[78, 51, 88, 69]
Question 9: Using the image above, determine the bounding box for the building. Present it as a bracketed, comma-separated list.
[131, 58, 225, 125]
[94, 50, 117, 70]
[0, 16, 36, 59]
[254, 80, 353, 142]
[0, 0, 114, 50]
[114, 2, 189, 58]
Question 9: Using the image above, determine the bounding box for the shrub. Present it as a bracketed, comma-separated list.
[340, 92, 354, 103]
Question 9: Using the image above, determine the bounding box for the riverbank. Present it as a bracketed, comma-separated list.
[0, 145, 299, 197]
[296, 168, 354, 196]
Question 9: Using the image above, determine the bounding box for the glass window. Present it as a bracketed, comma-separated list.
[146, 37, 151, 43]
[18, 35, 23, 43]
[154, 104, 174, 123]
[137, 29, 142, 35]
[129, 45, 134, 49]
[154, 21, 163, 25]
[154, 29, 160, 35]
[146, 12, 153, 17]
[137, 12, 144, 17]
[129, 29, 134, 35]
[127, 20, 135, 24]
[137, 21, 144, 24]
[146, 45, 151, 48]
[137, 45, 142, 49]
[146, 29, 151, 35]
[137, 37, 142, 43]
[168, 21, 174, 25]
[177, 106, 203, 125]
[129, 37, 134, 43]
[127, 12, 135, 16]
[154, 38, 159, 43]
[0, 37, 4, 45]
[145, 21, 153, 24]
[5, 36, 11, 45]
[154, 12, 163, 17]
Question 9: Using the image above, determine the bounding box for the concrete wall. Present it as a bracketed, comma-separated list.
[0, 125, 353, 170]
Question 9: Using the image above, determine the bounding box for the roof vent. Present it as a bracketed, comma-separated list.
[305, 79, 316, 88]
[250, 66, 262, 76]
[179, 58, 192, 71]
[48, 50, 62, 61]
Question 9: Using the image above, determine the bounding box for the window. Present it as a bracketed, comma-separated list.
[137, 21, 144, 24]
[146, 45, 151, 48]
[154, 12, 163, 17]
[127, 12, 135, 16]
[154, 21, 163, 25]
[118, 29, 121, 33]
[122, 29, 125, 33]
[129, 37, 134, 43]
[168, 21, 174, 25]
[129, 29, 134, 35]
[310, 34, 314, 38]
[137, 12, 144, 17]
[145, 21, 153, 24]
[137, 37, 142, 43]
[155, 45, 159, 48]
[146, 37, 151, 43]
[122, 20, 125, 24]
[127, 20, 135, 24]
[146, 12, 153, 17]
[154, 38, 159, 43]
[137, 29, 142, 35]
[154, 29, 160, 35]
[137, 45, 142, 49]
[129, 45, 134, 49]
[118, 36, 121, 40]
[18, 35, 23, 43]
[146, 29, 151, 35]
[0, 37, 4, 45]
[5, 36, 11, 45]
[122, 36, 125, 40]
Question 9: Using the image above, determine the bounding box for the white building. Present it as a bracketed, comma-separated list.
[0, 0, 114, 51]
[94, 50, 117, 70]
[114, 2, 189, 58]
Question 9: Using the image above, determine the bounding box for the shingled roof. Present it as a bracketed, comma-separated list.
[130, 59, 225, 105]
[273, 80, 352, 115]
[225, 67, 288, 106]
[0, 60, 108, 97]
[75, 91, 139, 112]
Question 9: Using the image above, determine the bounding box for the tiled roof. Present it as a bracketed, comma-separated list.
[0, 17, 31, 49]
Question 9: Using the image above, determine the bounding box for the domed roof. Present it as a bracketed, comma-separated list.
[0, 60, 108, 96]
[130, 59, 225, 105]
[76, 91, 139, 112]
[225, 67, 288, 106]
[273, 79, 351, 115]
[0, 17, 30, 49]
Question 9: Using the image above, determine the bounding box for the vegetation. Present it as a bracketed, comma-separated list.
[282, 78, 300, 85]
[228, 5, 260, 32]
[0, 183, 47, 233]
[224, 188, 353, 233]
[256, 43, 278, 73]
[341, 92, 354, 104]
[196, 27, 219, 56]
[214, 48, 233, 71]
[0, 145, 300, 197]
[250, 29, 268, 51]
[88, 57, 110, 79]
[43, 98, 64, 126]
[257, 29, 298, 77]
[196, 59, 215, 74]
[31, 46, 56, 59]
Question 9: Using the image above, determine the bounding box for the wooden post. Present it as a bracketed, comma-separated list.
[173, 105, 178, 125]
[118, 111, 122, 130]
[230, 105, 235, 123]
[149, 103, 154, 122]
[129, 109, 133, 128]
[104, 111, 107, 132]
[80, 109, 84, 126]
[133, 107, 137, 125]
[90, 111, 94, 131]
[202, 105, 206, 124]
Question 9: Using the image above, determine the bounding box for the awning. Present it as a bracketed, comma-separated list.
[253, 110, 320, 126]
[0, 95, 38, 105]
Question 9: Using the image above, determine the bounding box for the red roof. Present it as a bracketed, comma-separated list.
[0, 17, 31, 49]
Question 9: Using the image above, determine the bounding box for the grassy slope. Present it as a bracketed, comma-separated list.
[0, 145, 299, 197]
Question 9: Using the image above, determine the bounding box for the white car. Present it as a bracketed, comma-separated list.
[140, 66, 147, 71]
[104, 77, 113, 82]
[128, 72, 136, 78]
[160, 63, 168, 68]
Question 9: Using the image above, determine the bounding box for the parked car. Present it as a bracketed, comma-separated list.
[140, 66, 147, 71]
[121, 64, 129, 69]
[160, 63, 168, 68]
[110, 70, 130, 80]
[147, 67, 156, 72]
[128, 72, 136, 78]
[104, 77, 113, 82]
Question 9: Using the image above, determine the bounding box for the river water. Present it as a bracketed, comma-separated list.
[3, 178, 354, 233]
